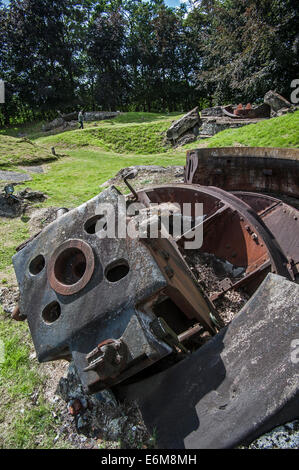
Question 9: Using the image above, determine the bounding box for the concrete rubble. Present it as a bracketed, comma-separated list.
[0, 187, 47, 218]
[166, 89, 299, 144]
[42, 111, 120, 132]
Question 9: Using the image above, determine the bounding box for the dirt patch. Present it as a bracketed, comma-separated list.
[0, 285, 19, 315]
[27, 207, 59, 236]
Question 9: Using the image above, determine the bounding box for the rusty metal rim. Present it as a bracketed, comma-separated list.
[47, 239, 95, 296]
[137, 184, 291, 281]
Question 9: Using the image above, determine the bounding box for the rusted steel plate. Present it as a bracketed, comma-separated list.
[141, 184, 291, 282]
[185, 147, 299, 197]
[118, 273, 299, 449]
[234, 192, 299, 280]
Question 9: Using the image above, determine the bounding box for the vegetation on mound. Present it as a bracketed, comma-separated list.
[40, 120, 173, 154]
[205, 111, 299, 149]
[0, 135, 57, 168]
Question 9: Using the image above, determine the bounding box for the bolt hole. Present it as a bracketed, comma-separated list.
[54, 248, 87, 285]
[42, 301, 61, 324]
[105, 260, 130, 283]
[84, 215, 106, 235]
[29, 255, 45, 275]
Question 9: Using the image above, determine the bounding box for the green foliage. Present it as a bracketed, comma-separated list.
[19, 148, 186, 208]
[195, 0, 299, 103]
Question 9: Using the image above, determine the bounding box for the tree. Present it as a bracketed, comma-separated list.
[87, 6, 128, 110]
[4, 0, 77, 117]
[195, 0, 299, 104]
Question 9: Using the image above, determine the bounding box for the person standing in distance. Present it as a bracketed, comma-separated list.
[78, 110, 85, 129]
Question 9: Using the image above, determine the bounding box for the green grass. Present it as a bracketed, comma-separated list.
[0, 308, 62, 449]
[18, 149, 186, 208]
[0, 218, 30, 271]
[0, 134, 57, 169]
[205, 110, 299, 149]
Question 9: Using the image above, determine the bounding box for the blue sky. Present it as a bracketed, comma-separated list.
[166, 0, 183, 6]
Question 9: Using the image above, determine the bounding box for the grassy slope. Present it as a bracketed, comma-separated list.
[22, 150, 186, 208]
[0, 135, 57, 169]
[208, 110, 299, 148]
[0, 110, 298, 448]
[39, 112, 183, 155]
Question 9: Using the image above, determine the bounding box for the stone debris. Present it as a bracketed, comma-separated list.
[166, 107, 200, 145]
[246, 421, 299, 449]
[101, 165, 184, 191]
[53, 363, 152, 449]
[0, 286, 19, 315]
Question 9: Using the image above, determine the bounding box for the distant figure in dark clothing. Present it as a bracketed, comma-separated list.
[78, 110, 84, 129]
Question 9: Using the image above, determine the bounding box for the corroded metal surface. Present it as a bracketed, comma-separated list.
[12, 185, 219, 393]
[141, 184, 294, 287]
[185, 147, 299, 197]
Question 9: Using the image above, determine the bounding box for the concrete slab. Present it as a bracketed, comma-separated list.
[0, 170, 31, 183]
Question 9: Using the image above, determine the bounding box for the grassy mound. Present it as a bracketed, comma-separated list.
[39, 112, 183, 154]
[41, 121, 170, 154]
[206, 110, 299, 148]
[0, 135, 57, 168]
